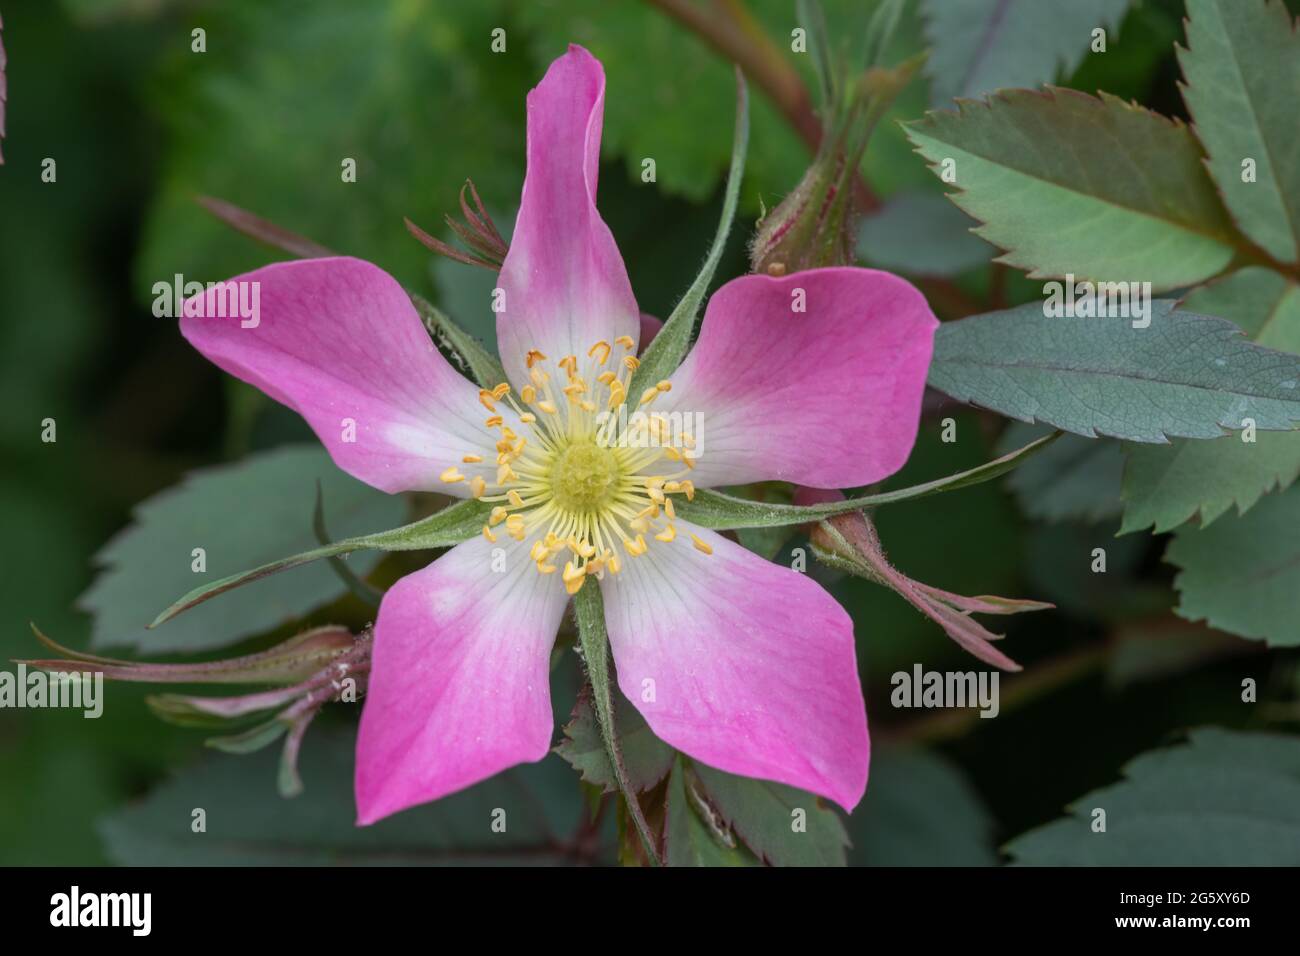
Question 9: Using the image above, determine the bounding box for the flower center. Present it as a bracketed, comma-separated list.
[549, 438, 620, 513]
[437, 337, 712, 594]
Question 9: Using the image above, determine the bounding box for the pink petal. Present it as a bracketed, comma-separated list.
[600, 523, 870, 811]
[638, 312, 663, 353]
[355, 536, 568, 824]
[496, 45, 639, 387]
[180, 257, 504, 495]
[663, 267, 937, 489]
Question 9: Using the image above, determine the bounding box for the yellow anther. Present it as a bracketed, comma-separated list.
[537, 561, 558, 575]
[655, 524, 677, 543]
[520, 413, 537, 424]
[484, 415, 504, 428]
[478, 390, 497, 412]
[482, 525, 497, 543]
[492, 383, 511, 400]
[489, 506, 508, 526]
[505, 515, 526, 540]
[656, 380, 672, 392]
[507, 490, 525, 508]
[606, 553, 622, 575]
[462, 454, 483, 464]
[607, 383, 626, 410]
[521, 385, 537, 404]
[664, 498, 676, 520]
[526, 349, 547, 368]
[615, 335, 635, 349]
[562, 561, 586, 595]
[530, 540, 549, 562]
[586, 557, 606, 576]
[629, 516, 649, 534]
[587, 341, 611, 364]
[624, 534, 648, 557]
[497, 463, 518, 485]
[580, 399, 597, 412]
[681, 480, 696, 500]
[645, 476, 666, 489]
[469, 476, 487, 498]
[689, 533, 712, 555]
[544, 532, 562, 550]
[647, 486, 666, 504]
[638, 387, 660, 407]
[664, 481, 681, 493]
[537, 400, 558, 415]
[559, 355, 578, 376]
[623, 355, 641, 372]
[529, 367, 549, 388]
[596, 370, 617, 386]
[502, 426, 518, 442]
[563, 382, 586, 399]
[440, 466, 465, 484]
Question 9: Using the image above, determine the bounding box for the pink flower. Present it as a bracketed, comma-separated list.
[179, 46, 937, 825]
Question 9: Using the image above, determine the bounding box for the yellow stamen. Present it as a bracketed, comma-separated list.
[655, 524, 676, 543]
[469, 476, 487, 498]
[689, 533, 712, 555]
[521, 385, 537, 404]
[615, 335, 635, 349]
[440, 466, 465, 484]
[462, 454, 483, 464]
[481, 525, 497, 543]
[526, 349, 547, 368]
[587, 341, 611, 364]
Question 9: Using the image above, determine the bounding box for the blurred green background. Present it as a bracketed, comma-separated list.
[1, 0, 1296, 866]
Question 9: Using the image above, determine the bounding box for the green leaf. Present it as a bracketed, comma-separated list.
[999, 423, 1124, 523]
[691, 763, 850, 867]
[150, 494, 490, 630]
[1167, 486, 1300, 645]
[572, 579, 662, 865]
[662, 758, 758, 867]
[1179, 0, 1300, 265]
[905, 89, 1238, 290]
[78, 445, 406, 654]
[1121, 269, 1300, 533]
[856, 191, 993, 277]
[848, 749, 997, 866]
[928, 300, 1300, 442]
[922, 0, 1131, 106]
[674, 431, 1059, 530]
[99, 730, 597, 865]
[1005, 728, 1300, 864]
[629, 69, 748, 400]
[556, 680, 674, 795]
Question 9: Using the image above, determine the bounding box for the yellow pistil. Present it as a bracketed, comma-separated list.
[436, 338, 707, 582]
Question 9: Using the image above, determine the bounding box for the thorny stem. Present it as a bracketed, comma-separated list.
[644, 0, 984, 316]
